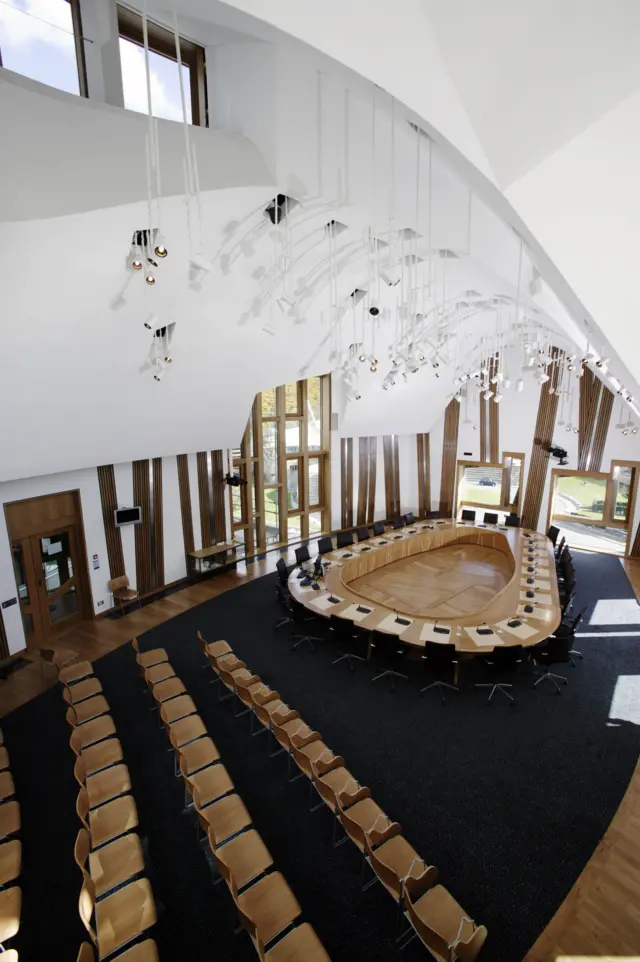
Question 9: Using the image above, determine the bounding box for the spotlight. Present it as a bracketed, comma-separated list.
[131, 258, 143, 271]
[632, 428, 638, 435]
[359, 354, 366, 363]
[382, 384, 388, 391]
[369, 306, 380, 317]
[573, 427, 579, 434]
[623, 429, 629, 436]
[454, 393, 462, 403]
[144, 313, 158, 330]
[567, 363, 574, 371]
[145, 273, 155, 286]
[370, 363, 378, 373]
[493, 392, 503, 403]
[153, 369, 165, 382]
[483, 389, 493, 400]
[153, 233, 168, 258]
[566, 425, 572, 432]
[165, 356, 172, 364]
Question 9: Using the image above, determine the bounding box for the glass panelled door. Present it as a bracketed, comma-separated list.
[12, 541, 41, 646]
[34, 527, 82, 631]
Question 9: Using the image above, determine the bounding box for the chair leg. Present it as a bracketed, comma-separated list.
[371, 669, 408, 691]
[533, 670, 568, 693]
[332, 652, 366, 671]
[569, 648, 583, 667]
[420, 680, 458, 704]
[292, 634, 320, 652]
[475, 682, 515, 705]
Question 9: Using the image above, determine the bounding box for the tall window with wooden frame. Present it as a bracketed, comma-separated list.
[117, 6, 207, 126]
[456, 453, 525, 516]
[0, 0, 88, 97]
[548, 461, 639, 557]
[229, 375, 331, 555]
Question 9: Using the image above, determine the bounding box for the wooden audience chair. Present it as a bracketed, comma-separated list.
[142, 661, 175, 688]
[272, 718, 323, 783]
[200, 794, 252, 850]
[310, 757, 354, 814]
[0, 840, 21, 889]
[363, 822, 435, 902]
[70, 726, 122, 780]
[79, 876, 156, 960]
[62, 674, 103, 706]
[336, 786, 387, 854]
[0, 745, 9, 772]
[233, 673, 267, 720]
[131, 638, 167, 671]
[230, 871, 302, 951]
[56, 656, 94, 686]
[0, 885, 20, 948]
[74, 758, 131, 811]
[77, 939, 159, 962]
[177, 737, 220, 781]
[290, 732, 335, 785]
[74, 827, 144, 900]
[0, 772, 15, 804]
[185, 763, 234, 813]
[108, 576, 140, 616]
[66, 709, 116, 750]
[246, 685, 281, 736]
[256, 922, 330, 962]
[64, 693, 110, 726]
[212, 828, 273, 893]
[252, 691, 289, 742]
[0, 803, 20, 842]
[216, 659, 255, 708]
[207, 651, 246, 700]
[401, 876, 488, 961]
[77, 788, 138, 851]
[159, 695, 197, 728]
[149, 676, 185, 705]
[197, 631, 231, 663]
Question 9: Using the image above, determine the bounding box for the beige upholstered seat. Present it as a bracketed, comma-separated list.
[66, 710, 116, 749]
[0, 840, 21, 887]
[79, 877, 156, 960]
[0, 885, 21, 944]
[77, 788, 138, 850]
[0, 803, 20, 841]
[75, 828, 145, 899]
[70, 730, 123, 776]
[132, 637, 167, 670]
[403, 877, 488, 962]
[213, 829, 273, 892]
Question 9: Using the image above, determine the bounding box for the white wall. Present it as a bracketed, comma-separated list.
[162, 457, 188, 585]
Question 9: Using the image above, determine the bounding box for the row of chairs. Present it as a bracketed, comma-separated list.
[203, 634, 488, 960]
[137, 633, 330, 961]
[0, 726, 21, 960]
[294, 515, 419, 565]
[59, 649, 158, 962]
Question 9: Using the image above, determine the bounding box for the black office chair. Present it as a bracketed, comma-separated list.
[372, 521, 385, 536]
[547, 525, 560, 546]
[555, 606, 586, 665]
[356, 526, 370, 542]
[461, 509, 476, 522]
[483, 512, 499, 525]
[474, 645, 524, 705]
[336, 530, 354, 549]
[275, 584, 294, 630]
[289, 597, 323, 653]
[295, 545, 310, 566]
[329, 615, 369, 671]
[317, 536, 334, 555]
[392, 517, 405, 530]
[505, 513, 520, 527]
[420, 642, 458, 703]
[369, 630, 408, 690]
[276, 557, 290, 587]
[531, 635, 571, 693]
[404, 512, 415, 526]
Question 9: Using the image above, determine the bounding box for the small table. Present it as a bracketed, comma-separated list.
[188, 541, 243, 579]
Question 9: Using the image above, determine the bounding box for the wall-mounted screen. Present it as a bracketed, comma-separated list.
[114, 506, 142, 527]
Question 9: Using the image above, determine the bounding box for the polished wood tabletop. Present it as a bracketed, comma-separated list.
[288, 521, 561, 652]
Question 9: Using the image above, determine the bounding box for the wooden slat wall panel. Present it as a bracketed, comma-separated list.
[176, 454, 195, 555]
[393, 436, 400, 516]
[152, 457, 164, 587]
[439, 400, 460, 517]
[0, 612, 9, 660]
[340, 438, 354, 528]
[211, 449, 227, 542]
[479, 392, 487, 462]
[196, 451, 212, 548]
[578, 367, 601, 471]
[630, 517, 640, 557]
[489, 357, 500, 463]
[357, 438, 370, 525]
[382, 435, 401, 518]
[96, 465, 125, 579]
[132, 459, 152, 596]
[521, 348, 562, 531]
[590, 386, 614, 472]
[417, 433, 431, 518]
[367, 437, 377, 524]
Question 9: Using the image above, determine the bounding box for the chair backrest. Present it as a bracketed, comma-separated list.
[108, 575, 129, 592]
[66, 706, 79, 728]
[505, 513, 520, 527]
[392, 517, 405, 529]
[78, 879, 97, 945]
[547, 524, 560, 545]
[356, 526, 370, 542]
[131, 637, 141, 654]
[404, 512, 415, 525]
[372, 521, 385, 536]
[336, 530, 354, 548]
[317, 536, 334, 555]
[73, 756, 87, 788]
[461, 509, 476, 522]
[276, 557, 289, 584]
[568, 606, 587, 633]
[295, 545, 310, 565]
[483, 512, 499, 524]
[77, 944, 95, 962]
[74, 828, 91, 879]
[490, 644, 524, 668]
[336, 787, 373, 847]
[403, 882, 454, 960]
[70, 728, 84, 758]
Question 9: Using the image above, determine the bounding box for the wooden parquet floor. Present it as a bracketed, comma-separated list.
[1, 545, 639, 960]
[349, 543, 512, 617]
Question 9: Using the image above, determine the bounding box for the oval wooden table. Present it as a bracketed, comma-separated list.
[288, 520, 561, 656]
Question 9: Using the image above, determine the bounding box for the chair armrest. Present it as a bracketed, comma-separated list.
[339, 785, 371, 808]
[312, 753, 344, 776]
[403, 863, 438, 901]
[272, 707, 299, 726]
[292, 729, 322, 749]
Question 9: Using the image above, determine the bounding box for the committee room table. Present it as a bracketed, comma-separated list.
[288, 520, 561, 654]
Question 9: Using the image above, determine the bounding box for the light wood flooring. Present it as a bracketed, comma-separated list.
[1, 546, 639, 961]
[348, 543, 512, 617]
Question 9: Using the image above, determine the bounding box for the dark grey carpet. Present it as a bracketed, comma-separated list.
[3, 550, 639, 961]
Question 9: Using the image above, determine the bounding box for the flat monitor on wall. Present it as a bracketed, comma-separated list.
[114, 506, 142, 527]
